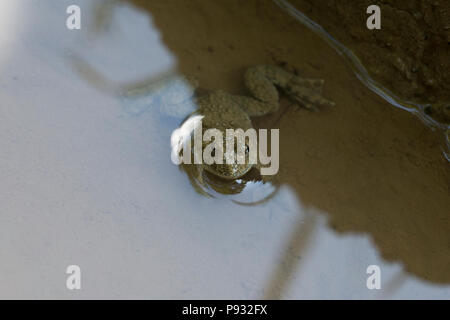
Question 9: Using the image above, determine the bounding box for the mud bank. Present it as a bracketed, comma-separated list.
[288, 0, 450, 124]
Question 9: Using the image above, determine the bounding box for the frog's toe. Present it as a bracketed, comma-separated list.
[307, 93, 335, 108]
[291, 77, 324, 92]
[296, 99, 320, 111]
[286, 85, 334, 110]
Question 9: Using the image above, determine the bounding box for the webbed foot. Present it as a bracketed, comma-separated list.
[284, 76, 335, 111]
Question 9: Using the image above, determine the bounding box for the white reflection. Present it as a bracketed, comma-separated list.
[0, 0, 21, 65]
[260, 186, 450, 299]
[171, 114, 204, 165]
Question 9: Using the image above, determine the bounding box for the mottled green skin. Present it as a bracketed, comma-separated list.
[125, 65, 334, 180]
[194, 90, 255, 179]
[184, 65, 334, 179]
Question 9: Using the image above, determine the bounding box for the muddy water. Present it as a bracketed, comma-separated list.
[0, 0, 449, 299]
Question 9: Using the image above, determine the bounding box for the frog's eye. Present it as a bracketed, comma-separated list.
[211, 148, 216, 157]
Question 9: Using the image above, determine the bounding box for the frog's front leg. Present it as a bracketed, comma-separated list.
[180, 163, 213, 197]
[122, 74, 199, 118]
[241, 65, 334, 114]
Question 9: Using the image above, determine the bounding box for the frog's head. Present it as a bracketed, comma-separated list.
[201, 139, 254, 180]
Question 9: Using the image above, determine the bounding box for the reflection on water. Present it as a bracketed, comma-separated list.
[263, 211, 317, 299]
[0, 1, 21, 65]
[0, 0, 449, 299]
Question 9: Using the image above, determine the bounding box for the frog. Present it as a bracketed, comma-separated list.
[156, 65, 335, 196]
[72, 59, 335, 196]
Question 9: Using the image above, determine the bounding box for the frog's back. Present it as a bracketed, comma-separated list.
[196, 90, 253, 132]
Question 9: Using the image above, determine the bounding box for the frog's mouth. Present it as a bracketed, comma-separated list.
[201, 140, 254, 180]
[203, 162, 254, 180]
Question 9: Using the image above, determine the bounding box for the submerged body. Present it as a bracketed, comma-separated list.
[118, 65, 335, 195]
[147, 65, 335, 181]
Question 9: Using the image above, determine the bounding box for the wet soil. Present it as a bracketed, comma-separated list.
[289, 0, 450, 124]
